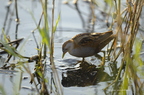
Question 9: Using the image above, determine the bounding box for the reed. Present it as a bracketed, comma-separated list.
[103, 0, 144, 94]
[0, 0, 62, 94]
[0, 0, 144, 95]
[31, 0, 62, 94]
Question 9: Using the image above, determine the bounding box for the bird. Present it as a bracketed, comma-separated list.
[62, 31, 115, 61]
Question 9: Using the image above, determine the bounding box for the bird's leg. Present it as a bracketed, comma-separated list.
[100, 51, 106, 67]
[95, 54, 102, 60]
[94, 51, 105, 67]
[82, 57, 85, 63]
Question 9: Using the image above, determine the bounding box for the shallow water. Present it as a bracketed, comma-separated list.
[0, 0, 144, 95]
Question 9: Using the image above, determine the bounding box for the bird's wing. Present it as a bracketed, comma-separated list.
[73, 33, 101, 46]
[72, 31, 113, 47]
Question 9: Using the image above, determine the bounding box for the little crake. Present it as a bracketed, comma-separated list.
[62, 31, 115, 60]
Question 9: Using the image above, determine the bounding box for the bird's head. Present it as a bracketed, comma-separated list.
[62, 40, 73, 58]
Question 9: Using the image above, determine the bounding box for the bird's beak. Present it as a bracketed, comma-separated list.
[62, 52, 67, 58]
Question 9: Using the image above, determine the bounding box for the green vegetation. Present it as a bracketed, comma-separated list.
[0, 0, 144, 95]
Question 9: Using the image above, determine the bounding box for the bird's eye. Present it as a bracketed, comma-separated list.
[62, 48, 68, 53]
[64, 48, 68, 52]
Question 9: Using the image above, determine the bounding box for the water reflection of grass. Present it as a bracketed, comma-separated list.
[0, 0, 144, 95]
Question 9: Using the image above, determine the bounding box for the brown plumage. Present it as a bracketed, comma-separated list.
[62, 31, 115, 59]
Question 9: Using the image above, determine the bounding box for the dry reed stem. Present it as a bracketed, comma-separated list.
[105, 0, 144, 91]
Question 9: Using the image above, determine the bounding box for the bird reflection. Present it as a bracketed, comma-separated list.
[61, 61, 113, 87]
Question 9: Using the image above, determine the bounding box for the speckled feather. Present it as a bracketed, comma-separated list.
[72, 31, 113, 48]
